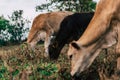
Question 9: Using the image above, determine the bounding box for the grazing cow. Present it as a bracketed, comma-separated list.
[67, 0, 120, 78]
[48, 12, 94, 60]
[27, 11, 73, 57]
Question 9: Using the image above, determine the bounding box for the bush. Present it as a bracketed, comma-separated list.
[8, 10, 30, 44]
[0, 10, 30, 46]
[0, 16, 10, 46]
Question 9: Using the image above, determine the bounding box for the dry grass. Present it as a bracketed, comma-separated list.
[0, 44, 119, 80]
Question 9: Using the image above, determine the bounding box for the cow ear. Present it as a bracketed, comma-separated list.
[71, 42, 80, 50]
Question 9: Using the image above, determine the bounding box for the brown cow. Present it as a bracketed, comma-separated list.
[67, 0, 120, 78]
[27, 11, 73, 57]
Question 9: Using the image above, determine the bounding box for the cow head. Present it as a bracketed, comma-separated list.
[68, 41, 105, 79]
[48, 40, 65, 60]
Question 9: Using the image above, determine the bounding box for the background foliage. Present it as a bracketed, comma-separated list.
[8, 10, 30, 44]
[0, 10, 30, 46]
[36, 0, 96, 12]
[0, 16, 10, 46]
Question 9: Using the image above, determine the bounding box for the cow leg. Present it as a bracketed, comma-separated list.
[117, 56, 120, 70]
[44, 34, 49, 57]
[115, 23, 120, 77]
[116, 57, 120, 75]
[44, 31, 53, 57]
[115, 44, 120, 77]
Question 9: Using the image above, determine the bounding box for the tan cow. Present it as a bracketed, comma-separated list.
[67, 0, 120, 78]
[27, 11, 73, 57]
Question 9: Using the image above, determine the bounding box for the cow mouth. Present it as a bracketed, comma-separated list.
[49, 48, 60, 60]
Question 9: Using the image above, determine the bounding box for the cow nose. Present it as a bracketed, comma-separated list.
[72, 72, 80, 80]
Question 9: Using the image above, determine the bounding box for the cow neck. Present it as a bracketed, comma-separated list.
[78, 12, 113, 47]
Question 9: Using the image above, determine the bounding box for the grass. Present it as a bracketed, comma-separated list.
[0, 43, 119, 80]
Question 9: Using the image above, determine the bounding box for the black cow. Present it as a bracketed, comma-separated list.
[48, 12, 94, 60]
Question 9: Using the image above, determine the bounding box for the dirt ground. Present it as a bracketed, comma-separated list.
[0, 43, 119, 80]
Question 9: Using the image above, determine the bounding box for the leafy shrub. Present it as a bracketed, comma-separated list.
[8, 10, 30, 44]
[0, 10, 30, 46]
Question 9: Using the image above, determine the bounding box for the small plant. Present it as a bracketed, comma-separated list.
[0, 61, 9, 80]
[36, 63, 59, 79]
[12, 69, 19, 77]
